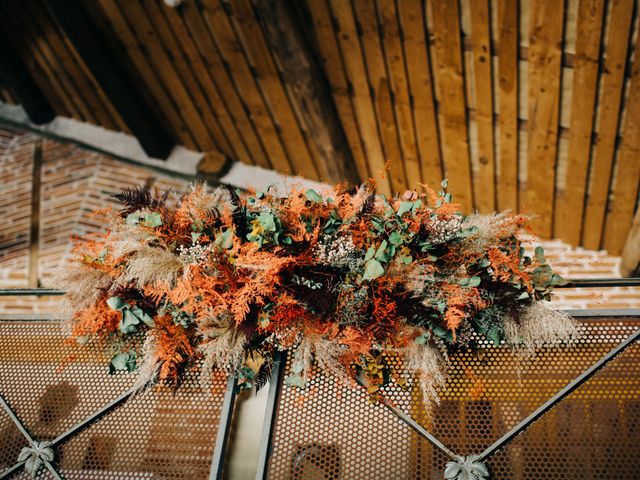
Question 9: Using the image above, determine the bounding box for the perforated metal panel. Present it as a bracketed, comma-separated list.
[265, 317, 640, 479]
[0, 320, 228, 479]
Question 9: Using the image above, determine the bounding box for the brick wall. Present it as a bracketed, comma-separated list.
[1, 126, 638, 316]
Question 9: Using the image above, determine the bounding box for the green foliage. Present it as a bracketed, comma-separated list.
[126, 211, 163, 228]
[110, 351, 137, 373]
[305, 189, 323, 203]
[106, 297, 154, 334]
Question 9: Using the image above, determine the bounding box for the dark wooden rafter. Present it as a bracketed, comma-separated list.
[251, 0, 360, 185]
[0, 29, 55, 125]
[46, 0, 175, 159]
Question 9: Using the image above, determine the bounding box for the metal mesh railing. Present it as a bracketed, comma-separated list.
[0, 319, 229, 479]
[262, 315, 640, 480]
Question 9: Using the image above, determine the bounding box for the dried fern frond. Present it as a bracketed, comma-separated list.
[113, 186, 170, 217]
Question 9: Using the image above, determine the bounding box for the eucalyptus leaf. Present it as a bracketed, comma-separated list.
[363, 259, 385, 281]
[468, 276, 481, 287]
[142, 212, 163, 227]
[106, 296, 125, 311]
[397, 201, 414, 216]
[305, 189, 323, 203]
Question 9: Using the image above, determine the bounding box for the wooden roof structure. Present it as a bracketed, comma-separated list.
[0, 0, 639, 258]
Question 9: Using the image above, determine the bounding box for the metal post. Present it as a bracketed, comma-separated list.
[255, 351, 287, 480]
[210, 374, 238, 480]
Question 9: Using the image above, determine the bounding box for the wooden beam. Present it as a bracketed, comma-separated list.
[47, 0, 175, 159]
[396, 0, 443, 189]
[523, 0, 564, 237]
[249, 0, 359, 185]
[495, 0, 518, 212]
[468, 0, 496, 213]
[0, 29, 55, 125]
[620, 208, 640, 277]
[428, 0, 473, 212]
[602, 38, 640, 254]
[28, 139, 43, 289]
[554, 0, 605, 246]
[353, 0, 406, 193]
[581, 0, 635, 250]
[305, 0, 370, 182]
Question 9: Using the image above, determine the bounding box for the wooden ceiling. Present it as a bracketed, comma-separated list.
[0, 0, 639, 255]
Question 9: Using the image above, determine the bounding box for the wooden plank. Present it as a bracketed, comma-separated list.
[160, 3, 249, 163]
[554, 0, 605, 245]
[230, 0, 321, 180]
[620, 209, 640, 276]
[468, 0, 495, 213]
[0, 28, 55, 124]
[377, 0, 422, 191]
[602, 47, 640, 254]
[428, 0, 473, 212]
[306, 0, 370, 181]
[496, 0, 518, 211]
[29, 139, 42, 289]
[29, 0, 120, 130]
[329, 0, 392, 195]
[0, 2, 81, 120]
[179, 0, 270, 167]
[396, 0, 443, 189]
[94, 0, 196, 149]
[352, 0, 406, 193]
[116, 0, 216, 152]
[582, 0, 635, 250]
[48, 0, 175, 158]
[143, 0, 228, 154]
[201, 0, 293, 174]
[15, 2, 96, 124]
[523, 0, 565, 237]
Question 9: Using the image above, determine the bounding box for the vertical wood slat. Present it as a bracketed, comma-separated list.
[201, 0, 293, 174]
[117, 0, 216, 152]
[306, 0, 371, 181]
[160, 3, 251, 164]
[94, 0, 194, 149]
[179, 0, 270, 167]
[581, 0, 635, 250]
[554, 0, 605, 245]
[329, 0, 392, 195]
[30, 1, 123, 131]
[428, 0, 473, 212]
[496, 0, 518, 212]
[602, 44, 640, 254]
[143, 0, 228, 155]
[229, 0, 320, 180]
[396, 0, 443, 189]
[352, 0, 406, 193]
[524, 0, 565, 237]
[378, 0, 422, 190]
[468, 0, 495, 213]
[14, 2, 97, 124]
[0, 2, 80, 120]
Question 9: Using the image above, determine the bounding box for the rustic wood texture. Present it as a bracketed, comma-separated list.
[581, 0, 634, 250]
[496, 0, 519, 212]
[429, 0, 473, 212]
[554, 0, 605, 246]
[1, 0, 639, 254]
[523, 0, 565, 237]
[468, 0, 496, 213]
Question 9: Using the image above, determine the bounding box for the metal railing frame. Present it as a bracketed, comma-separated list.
[0, 288, 238, 480]
[1, 279, 639, 478]
[254, 279, 640, 478]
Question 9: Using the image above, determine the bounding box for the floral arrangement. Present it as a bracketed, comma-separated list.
[52, 181, 577, 407]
